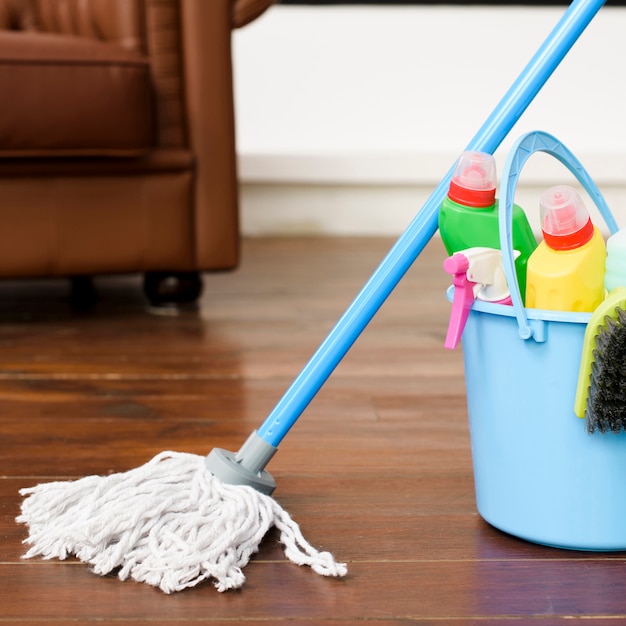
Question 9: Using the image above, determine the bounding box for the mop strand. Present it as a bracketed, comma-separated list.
[16, 451, 347, 593]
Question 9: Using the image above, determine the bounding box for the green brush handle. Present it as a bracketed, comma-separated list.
[574, 287, 626, 418]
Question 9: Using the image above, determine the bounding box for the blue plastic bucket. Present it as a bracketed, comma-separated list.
[457, 132, 626, 550]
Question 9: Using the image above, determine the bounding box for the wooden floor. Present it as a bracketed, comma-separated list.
[2, 236, 626, 623]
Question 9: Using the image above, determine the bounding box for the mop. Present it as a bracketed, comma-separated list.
[17, 0, 607, 593]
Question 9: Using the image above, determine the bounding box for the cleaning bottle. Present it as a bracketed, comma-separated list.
[443, 247, 518, 350]
[438, 150, 537, 299]
[525, 185, 606, 312]
[604, 227, 626, 293]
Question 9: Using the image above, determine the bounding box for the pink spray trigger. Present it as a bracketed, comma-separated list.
[443, 253, 475, 350]
[443, 247, 516, 349]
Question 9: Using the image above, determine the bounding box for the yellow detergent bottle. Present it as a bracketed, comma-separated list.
[525, 185, 606, 312]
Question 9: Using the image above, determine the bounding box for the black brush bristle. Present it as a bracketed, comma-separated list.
[586, 307, 626, 434]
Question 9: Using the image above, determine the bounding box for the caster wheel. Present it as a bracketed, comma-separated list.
[143, 271, 203, 309]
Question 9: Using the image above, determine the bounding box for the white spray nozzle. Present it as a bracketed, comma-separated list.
[461, 246, 519, 302]
[443, 247, 518, 350]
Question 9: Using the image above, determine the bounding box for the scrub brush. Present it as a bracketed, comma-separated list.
[574, 287, 626, 433]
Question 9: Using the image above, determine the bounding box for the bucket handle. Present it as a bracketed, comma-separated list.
[498, 130, 619, 341]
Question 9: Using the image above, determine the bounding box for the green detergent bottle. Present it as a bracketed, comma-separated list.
[438, 151, 537, 299]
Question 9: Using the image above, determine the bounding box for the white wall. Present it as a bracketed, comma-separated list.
[233, 4, 626, 236]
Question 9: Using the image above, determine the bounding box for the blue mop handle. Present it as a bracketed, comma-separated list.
[256, 0, 606, 448]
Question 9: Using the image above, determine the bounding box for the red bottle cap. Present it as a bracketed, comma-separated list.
[540, 185, 594, 250]
[448, 151, 497, 208]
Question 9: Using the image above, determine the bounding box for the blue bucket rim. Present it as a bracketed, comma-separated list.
[445, 285, 591, 325]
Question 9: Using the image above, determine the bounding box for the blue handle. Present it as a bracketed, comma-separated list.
[499, 130, 619, 341]
[257, 0, 606, 448]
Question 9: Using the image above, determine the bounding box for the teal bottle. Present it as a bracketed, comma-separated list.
[605, 227, 626, 293]
[438, 151, 537, 299]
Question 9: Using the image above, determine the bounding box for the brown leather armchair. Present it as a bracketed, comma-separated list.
[0, 0, 274, 306]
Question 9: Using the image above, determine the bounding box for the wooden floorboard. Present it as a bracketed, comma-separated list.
[2, 236, 626, 623]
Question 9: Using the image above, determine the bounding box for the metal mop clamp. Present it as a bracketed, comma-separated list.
[18, 0, 608, 594]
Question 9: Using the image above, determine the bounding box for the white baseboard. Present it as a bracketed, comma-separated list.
[239, 152, 626, 236]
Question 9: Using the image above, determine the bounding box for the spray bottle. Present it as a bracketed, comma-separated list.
[525, 185, 606, 312]
[443, 246, 519, 350]
[438, 151, 537, 300]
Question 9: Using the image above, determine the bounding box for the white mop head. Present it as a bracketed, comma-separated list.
[17, 451, 347, 593]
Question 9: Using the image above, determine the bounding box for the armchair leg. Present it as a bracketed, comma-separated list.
[143, 271, 203, 308]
